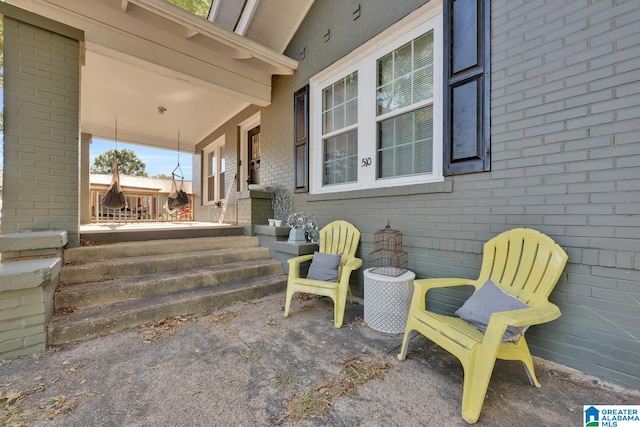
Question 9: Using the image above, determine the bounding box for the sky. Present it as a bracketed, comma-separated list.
[0, 137, 193, 181]
[91, 139, 193, 180]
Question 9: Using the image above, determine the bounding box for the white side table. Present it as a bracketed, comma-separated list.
[363, 268, 415, 334]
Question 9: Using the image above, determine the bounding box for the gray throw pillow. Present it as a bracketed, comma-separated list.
[454, 279, 529, 342]
[306, 251, 342, 282]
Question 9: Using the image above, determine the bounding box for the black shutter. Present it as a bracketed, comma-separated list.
[294, 85, 310, 193]
[443, 0, 490, 175]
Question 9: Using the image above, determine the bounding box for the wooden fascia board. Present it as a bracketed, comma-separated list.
[128, 0, 297, 74]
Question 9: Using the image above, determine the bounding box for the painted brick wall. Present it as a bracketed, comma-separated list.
[203, 0, 640, 390]
[0, 287, 47, 357]
[2, 17, 81, 246]
[488, 0, 640, 390]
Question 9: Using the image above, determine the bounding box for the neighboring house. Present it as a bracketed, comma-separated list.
[89, 173, 193, 195]
[1, 0, 638, 394]
[194, 0, 640, 392]
[89, 174, 193, 221]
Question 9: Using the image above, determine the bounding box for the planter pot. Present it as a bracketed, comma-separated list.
[288, 227, 306, 243]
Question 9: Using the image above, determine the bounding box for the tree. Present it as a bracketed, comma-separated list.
[92, 149, 148, 176]
[166, 0, 211, 18]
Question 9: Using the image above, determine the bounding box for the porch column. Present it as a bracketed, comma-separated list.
[1, 5, 84, 247]
[80, 133, 92, 225]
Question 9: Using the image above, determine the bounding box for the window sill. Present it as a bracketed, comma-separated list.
[307, 180, 452, 202]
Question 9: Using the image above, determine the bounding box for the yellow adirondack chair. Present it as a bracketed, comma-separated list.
[397, 228, 568, 424]
[284, 220, 362, 328]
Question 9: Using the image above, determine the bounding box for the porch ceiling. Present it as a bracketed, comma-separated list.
[6, 0, 314, 152]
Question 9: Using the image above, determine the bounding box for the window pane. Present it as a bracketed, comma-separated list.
[393, 75, 412, 110]
[394, 43, 412, 78]
[346, 99, 358, 127]
[334, 79, 345, 106]
[377, 52, 393, 85]
[376, 83, 394, 115]
[323, 129, 358, 185]
[322, 71, 358, 134]
[335, 103, 345, 130]
[413, 32, 434, 69]
[208, 176, 215, 201]
[377, 30, 434, 115]
[323, 111, 333, 134]
[346, 73, 358, 100]
[413, 67, 433, 103]
[395, 144, 413, 176]
[219, 171, 226, 200]
[323, 85, 333, 110]
[378, 119, 394, 149]
[208, 152, 216, 175]
[377, 105, 432, 179]
[396, 112, 413, 145]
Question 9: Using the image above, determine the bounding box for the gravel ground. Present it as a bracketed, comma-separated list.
[1, 292, 638, 426]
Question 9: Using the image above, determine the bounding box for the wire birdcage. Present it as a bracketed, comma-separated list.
[368, 220, 408, 277]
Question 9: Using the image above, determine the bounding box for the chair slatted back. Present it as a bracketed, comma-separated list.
[477, 228, 568, 305]
[319, 220, 361, 265]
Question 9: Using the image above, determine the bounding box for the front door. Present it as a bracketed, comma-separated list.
[247, 125, 261, 185]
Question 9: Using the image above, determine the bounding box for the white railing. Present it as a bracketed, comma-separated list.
[90, 190, 194, 223]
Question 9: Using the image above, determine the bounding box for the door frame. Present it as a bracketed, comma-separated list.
[238, 112, 261, 191]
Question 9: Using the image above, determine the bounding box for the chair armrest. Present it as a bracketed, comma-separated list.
[408, 278, 477, 312]
[481, 303, 562, 347]
[344, 257, 363, 272]
[489, 303, 561, 328]
[337, 258, 363, 286]
[287, 254, 314, 280]
[413, 277, 478, 295]
[287, 254, 314, 266]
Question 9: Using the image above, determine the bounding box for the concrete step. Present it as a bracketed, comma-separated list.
[55, 258, 283, 309]
[80, 224, 245, 244]
[64, 235, 259, 264]
[48, 274, 286, 345]
[60, 246, 270, 285]
[50, 235, 286, 346]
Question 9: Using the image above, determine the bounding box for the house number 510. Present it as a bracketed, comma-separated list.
[360, 157, 372, 167]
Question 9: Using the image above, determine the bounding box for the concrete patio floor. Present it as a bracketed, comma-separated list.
[1, 292, 638, 426]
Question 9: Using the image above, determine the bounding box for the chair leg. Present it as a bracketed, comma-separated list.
[333, 296, 345, 328]
[460, 349, 498, 424]
[514, 338, 541, 387]
[397, 318, 416, 361]
[283, 285, 296, 318]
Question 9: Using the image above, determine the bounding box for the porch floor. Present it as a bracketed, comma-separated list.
[80, 221, 245, 243]
[1, 292, 637, 425]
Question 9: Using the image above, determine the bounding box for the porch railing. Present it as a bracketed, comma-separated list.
[89, 189, 194, 223]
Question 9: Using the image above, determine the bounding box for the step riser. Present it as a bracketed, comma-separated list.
[66, 235, 258, 264]
[48, 277, 286, 345]
[55, 262, 283, 309]
[80, 225, 244, 245]
[61, 247, 271, 285]
[51, 236, 285, 346]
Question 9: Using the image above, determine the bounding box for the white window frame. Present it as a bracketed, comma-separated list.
[309, 1, 443, 194]
[203, 135, 225, 204]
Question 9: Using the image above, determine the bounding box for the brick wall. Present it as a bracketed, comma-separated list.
[0, 285, 50, 358]
[271, 0, 640, 390]
[488, 0, 640, 390]
[200, 0, 640, 390]
[2, 17, 81, 247]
